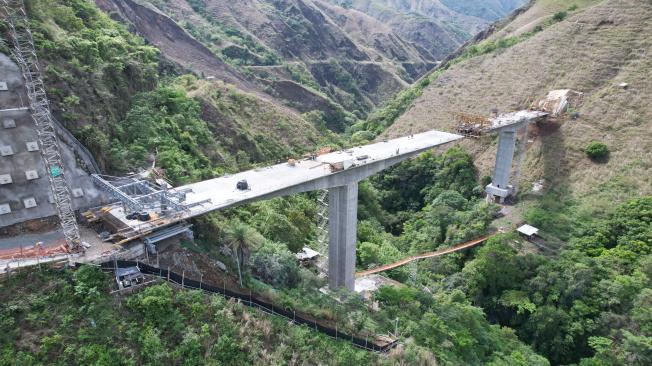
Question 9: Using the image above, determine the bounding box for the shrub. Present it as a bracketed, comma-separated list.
[357, 242, 381, 267]
[249, 241, 300, 287]
[552, 11, 568, 22]
[585, 141, 609, 159]
[350, 130, 375, 144]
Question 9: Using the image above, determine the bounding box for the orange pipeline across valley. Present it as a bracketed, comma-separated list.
[356, 234, 494, 277]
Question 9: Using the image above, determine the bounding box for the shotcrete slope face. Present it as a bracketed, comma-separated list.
[0, 54, 103, 228]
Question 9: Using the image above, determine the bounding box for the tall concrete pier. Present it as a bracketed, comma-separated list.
[92, 130, 463, 290]
[485, 129, 517, 202]
[328, 182, 358, 289]
[484, 110, 549, 203]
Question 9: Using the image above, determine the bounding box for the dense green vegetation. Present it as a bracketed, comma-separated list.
[76, 84, 216, 183]
[0, 267, 373, 365]
[460, 197, 652, 365]
[28, 0, 159, 135]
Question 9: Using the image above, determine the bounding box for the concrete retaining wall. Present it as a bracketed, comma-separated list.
[0, 53, 104, 227]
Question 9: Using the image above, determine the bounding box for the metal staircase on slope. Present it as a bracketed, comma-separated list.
[1, 0, 81, 248]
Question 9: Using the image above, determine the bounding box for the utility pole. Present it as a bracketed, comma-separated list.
[0, 0, 81, 249]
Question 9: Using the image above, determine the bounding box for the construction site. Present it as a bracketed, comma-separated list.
[0, 0, 585, 354]
[1, 0, 648, 363]
[0, 0, 577, 276]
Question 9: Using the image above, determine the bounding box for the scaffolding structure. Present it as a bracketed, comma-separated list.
[314, 189, 329, 271]
[452, 111, 492, 137]
[316, 190, 329, 249]
[1, 0, 81, 248]
[91, 174, 211, 215]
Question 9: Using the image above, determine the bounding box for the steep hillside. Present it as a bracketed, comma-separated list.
[489, 0, 603, 38]
[97, 0, 438, 124]
[383, 0, 651, 215]
[441, 0, 529, 21]
[328, 0, 528, 60]
[5, 0, 329, 181]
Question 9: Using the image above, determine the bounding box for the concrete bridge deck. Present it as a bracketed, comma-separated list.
[105, 130, 462, 233]
[100, 130, 462, 289]
[488, 110, 548, 131]
[183, 130, 462, 213]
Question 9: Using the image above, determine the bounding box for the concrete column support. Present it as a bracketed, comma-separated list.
[486, 128, 517, 202]
[327, 182, 358, 290]
[493, 129, 517, 189]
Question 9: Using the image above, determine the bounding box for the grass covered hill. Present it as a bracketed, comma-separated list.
[374, 0, 651, 216]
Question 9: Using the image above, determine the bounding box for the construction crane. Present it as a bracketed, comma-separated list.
[1, 0, 81, 249]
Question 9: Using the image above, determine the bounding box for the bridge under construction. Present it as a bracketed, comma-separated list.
[91, 130, 463, 290]
[0, 0, 553, 291]
[88, 106, 547, 291]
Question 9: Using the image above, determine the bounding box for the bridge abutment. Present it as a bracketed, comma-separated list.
[327, 182, 358, 290]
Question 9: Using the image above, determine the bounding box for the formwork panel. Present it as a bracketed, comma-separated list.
[25, 141, 39, 152]
[25, 170, 39, 180]
[2, 118, 16, 128]
[0, 203, 11, 215]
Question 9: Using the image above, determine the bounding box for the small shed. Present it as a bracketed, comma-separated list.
[115, 266, 144, 290]
[296, 247, 320, 266]
[517, 224, 539, 240]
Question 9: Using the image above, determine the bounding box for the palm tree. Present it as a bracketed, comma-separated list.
[224, 221, 257, 287]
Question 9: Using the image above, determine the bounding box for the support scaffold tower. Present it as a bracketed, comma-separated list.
[315, 190, 329, 270]
[1, 0, 81, 249]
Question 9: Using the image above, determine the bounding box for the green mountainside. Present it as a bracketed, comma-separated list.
[1, 0, 650, 365]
